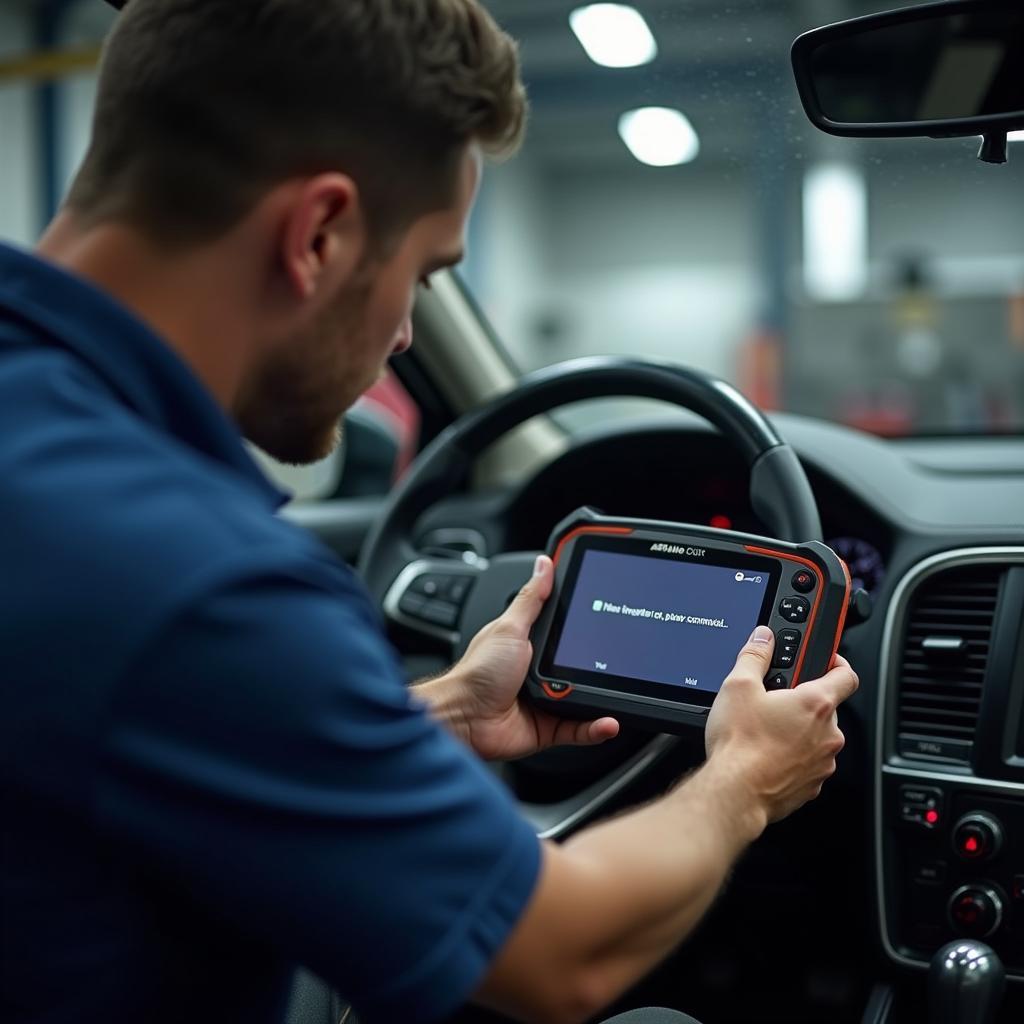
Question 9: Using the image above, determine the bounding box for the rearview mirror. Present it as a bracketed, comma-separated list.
[792, 0, 1024, 163]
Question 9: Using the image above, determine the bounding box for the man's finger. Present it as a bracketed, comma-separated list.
[727, 625, 776, 684]
[500, 555, 554, 635]
[554, 716, 621, 748]
[804, 656, 859, 707]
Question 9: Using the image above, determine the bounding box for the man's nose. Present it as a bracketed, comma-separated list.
[393, 316, 413, 355]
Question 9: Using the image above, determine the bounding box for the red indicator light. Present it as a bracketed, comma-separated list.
[710, 514, 733, 530]
[925, 809, 939, 825]
[964, 836, 979, 854]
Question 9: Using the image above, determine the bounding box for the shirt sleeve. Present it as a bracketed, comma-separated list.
[95, 557, 541, 1024]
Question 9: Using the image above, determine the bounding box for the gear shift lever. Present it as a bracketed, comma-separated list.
[928, 941, 1005, 1024]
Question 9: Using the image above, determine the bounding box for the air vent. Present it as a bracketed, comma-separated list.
[896, 565, 1004, 765]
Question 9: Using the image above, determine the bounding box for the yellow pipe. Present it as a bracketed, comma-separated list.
[0, 45, 102, 84]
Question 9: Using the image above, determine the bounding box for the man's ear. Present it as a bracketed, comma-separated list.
[280, 173, 365, 301]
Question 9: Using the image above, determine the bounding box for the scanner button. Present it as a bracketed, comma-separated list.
[792, 570, 816, 593]
[778, 628, 802, 646]
[765, 673, 789, 691]
[773, 646, 799, 669]
[778, 596, 809, 623]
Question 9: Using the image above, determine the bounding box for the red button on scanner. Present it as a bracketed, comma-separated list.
[791, 570, 816, 594]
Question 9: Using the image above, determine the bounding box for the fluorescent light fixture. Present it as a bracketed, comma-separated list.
[1009, 130, 1024, 142]
[569, 4, 657, 68]
[618, 107, 700, 167]
[803, 161, 868, 301]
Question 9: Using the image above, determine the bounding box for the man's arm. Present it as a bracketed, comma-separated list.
[474, 633, 858, 1024]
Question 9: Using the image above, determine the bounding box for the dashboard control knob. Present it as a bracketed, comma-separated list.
[952, 813, 1003, 862]
[948, 885, 1004, 938]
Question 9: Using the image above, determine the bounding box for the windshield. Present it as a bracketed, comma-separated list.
[464, 0, 1024, 437]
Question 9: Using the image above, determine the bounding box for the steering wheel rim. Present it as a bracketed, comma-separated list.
[358, 356, 824, 837]
[359, 356, 821, 601]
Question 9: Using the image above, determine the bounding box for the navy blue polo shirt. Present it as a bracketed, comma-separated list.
[0, 242, 540, 1024]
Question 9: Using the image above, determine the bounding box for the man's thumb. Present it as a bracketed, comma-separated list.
[501, 555, 554, 635]
[730, 625, 775, 683]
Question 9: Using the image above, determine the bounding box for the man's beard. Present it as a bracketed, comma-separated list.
[234, 281, 373, 466]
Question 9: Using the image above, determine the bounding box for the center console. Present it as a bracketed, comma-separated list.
[877, 549, 1024, 979]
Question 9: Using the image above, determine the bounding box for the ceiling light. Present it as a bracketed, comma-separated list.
[618, 107, 700, 166]
[569, 4, 657, 68]
[803, 161, 868, 301]
[1008, 130, 1024, 142]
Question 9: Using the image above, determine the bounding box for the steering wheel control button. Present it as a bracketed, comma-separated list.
[765, 673, 789, 691]
[445, 577, 474, 605]
[952, 813, 1003, 862]
[791, 569, 816, 593]
[778, 596, 809, 623]
[419, 600, 460, 628]
[899, 785, 944, 829]
[410, 573, 448, 597]
[398, 592, 428, 617]
[948, 885, 1004, 938]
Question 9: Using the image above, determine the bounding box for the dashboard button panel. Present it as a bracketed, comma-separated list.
[899, 785, 944, 830]
[882, 779, 1024, 975]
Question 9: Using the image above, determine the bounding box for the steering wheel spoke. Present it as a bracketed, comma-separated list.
[383, 555, 488, 647]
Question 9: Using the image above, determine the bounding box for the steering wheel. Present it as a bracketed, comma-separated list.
[358, 356, 823, 836]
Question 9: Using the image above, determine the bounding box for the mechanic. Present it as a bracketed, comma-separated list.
[0, 2, 858, 1023]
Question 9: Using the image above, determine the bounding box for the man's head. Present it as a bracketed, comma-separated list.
[66, 0, 525, 463]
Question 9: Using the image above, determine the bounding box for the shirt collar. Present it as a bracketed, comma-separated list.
[0, 242, 288, 510]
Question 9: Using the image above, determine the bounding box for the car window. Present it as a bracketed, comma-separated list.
[464, 0, 1024, 437]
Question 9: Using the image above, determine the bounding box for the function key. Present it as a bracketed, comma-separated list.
[765, 673, 789, 691]
[778, 628, 802, 646]
[772, 643, 799, 669]
[778, 596, 809, 623]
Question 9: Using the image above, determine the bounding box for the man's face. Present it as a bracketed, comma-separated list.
[238, 147, 479, 465]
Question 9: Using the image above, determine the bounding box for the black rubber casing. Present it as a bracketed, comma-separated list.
[525, 507, 851, 733]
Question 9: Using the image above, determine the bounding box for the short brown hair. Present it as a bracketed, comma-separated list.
[67, 0, 526, 247]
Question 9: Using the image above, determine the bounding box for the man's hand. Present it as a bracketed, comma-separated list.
[705, 625, 859, 824]
[478, 628, 859, 1023]
[416, 555, 619, 760]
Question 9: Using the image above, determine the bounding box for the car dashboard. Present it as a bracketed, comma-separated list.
[404, 414, 1024, 1019]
